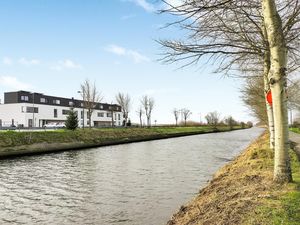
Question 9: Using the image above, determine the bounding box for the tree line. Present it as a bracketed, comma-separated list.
[65, 79, 156, 129]
[158, 0, 300, 183]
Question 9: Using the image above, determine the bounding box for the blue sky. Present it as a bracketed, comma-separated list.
[0, 0, 252, 124]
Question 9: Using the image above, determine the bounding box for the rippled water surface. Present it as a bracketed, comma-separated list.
[0, 128, 264, 225]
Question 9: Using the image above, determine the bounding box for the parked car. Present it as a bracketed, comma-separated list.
[1, 124, 17, 130]
[43, 122, 65, 129]
[56, 122, 66, 128]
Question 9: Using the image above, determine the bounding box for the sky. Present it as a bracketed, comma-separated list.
[0, 0, 253, 124]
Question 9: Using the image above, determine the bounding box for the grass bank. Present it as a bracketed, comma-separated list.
[0, 126, 244, 158]
[167, 132, 300, 225]
[290, 127, 300, 134]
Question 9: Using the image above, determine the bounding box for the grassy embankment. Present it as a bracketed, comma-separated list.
[0, 126, 244, 157]
[290, 127, 300, 134]
[167, 132, 300, 225]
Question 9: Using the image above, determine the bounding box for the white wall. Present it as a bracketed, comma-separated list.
[0, 103, 123, 127]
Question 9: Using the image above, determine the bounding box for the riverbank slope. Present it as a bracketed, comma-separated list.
[167, 132, 300, 225]
[0, 126, 244, 158]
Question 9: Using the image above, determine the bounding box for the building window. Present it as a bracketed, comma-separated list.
[53, 99, 60, 105]
[107, 113, 112, 117]
[118, 114, 121, 120]
[26, 107, 39, 113]
[21, 96, 29, 101]
[81, 110, 83, 119]
[54, 109, 58, 118]
[108, 106, 112, 110]
[98, 112, 104, 117]
[40, 98, 47, 103]
[69, 101, 74, 107]
[21, 106, 24, 113]
[100, 105, 103, 109]
[80, 103, 84, 107]
[62, 109, 70, 115]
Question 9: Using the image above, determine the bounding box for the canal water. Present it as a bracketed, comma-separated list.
[0, 128, 264, 225]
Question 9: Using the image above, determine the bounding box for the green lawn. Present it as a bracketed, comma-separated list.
[243, 138, 300, 225]
[290, 127, 300, 134]
[0, 126, 243, 148]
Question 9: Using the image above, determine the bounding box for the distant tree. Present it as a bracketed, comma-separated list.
[224, 116, 237, 130]
[173, 108, 179, 126]
[205, 111, 220, 129]
[80, 79, 103, 128]
[247, 121, 253, 128]
[240, 122, 246, 129]
[140, 95, 155, 127]
[182, 108, 192, 126]
[126, 119, 131, 127]
[65, 109, 78, 130]
[288, 80, 300, 111]
[136, 107, 144, 127]
[115, 92, 131, 126]
[241, 77, 268, 125]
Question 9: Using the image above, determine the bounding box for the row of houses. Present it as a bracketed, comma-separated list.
[0, 91, 124, 128]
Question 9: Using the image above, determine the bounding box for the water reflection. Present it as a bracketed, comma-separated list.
[0, 128, 264, 225]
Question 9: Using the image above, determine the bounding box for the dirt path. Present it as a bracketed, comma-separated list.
[290, 131, 300, 160]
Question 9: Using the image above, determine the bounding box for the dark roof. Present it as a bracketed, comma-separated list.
[4, 91, 122, 112]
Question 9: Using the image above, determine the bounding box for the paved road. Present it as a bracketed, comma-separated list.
[290, 131, 300, 159]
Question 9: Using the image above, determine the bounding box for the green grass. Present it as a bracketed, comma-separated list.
[290, 127, 300, 134]
[0, 126, 244, 148]
[244, 149, 300, 225]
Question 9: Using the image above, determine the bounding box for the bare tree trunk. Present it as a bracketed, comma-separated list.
[262, 0, 292, 183]
[147, 116, 151, 128]
[88, 109, 92, 129]
[262, 30, 275, 150]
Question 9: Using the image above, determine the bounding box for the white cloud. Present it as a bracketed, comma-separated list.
[51, 59, 82, 71]
[123, 0, 183, 13]
[164, 0, 183, 8]
[3, 57, 13, 65]
[18, 57, 40, 66]
[127, 0, 156, 12]
[106, 44, 150, 64]
[127, 50, 150, 63]
[0, 76, 32, 90]
[106, 45, 126, 56]
[121, 14, 136, 20]
[63, 59, 82, 69]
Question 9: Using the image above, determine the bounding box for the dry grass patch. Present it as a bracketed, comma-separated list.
[167, 132, 291, 225]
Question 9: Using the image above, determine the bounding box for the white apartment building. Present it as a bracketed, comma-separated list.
[0, 91, 123, 128]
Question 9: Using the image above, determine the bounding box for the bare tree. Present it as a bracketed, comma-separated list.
[80, 79, 102, 128]
[241, 77, 268, 125]
[115, 92, 131, 126]
[288, 80, 300, 110]
[262, 0, 295, 183]
[140, 95, 155, 127]
[136, 107, 144, 128]
[159, 0, 300, 183]
[224, 115, 237, 130]
[173, 108, 180, 126]
[182, 108, 192, 126]
[205, 111, 220, 129]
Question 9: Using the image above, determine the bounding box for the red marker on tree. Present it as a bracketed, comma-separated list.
[266, 90, 272, 106]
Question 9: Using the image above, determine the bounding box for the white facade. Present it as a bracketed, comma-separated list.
[0, 103, 123, 128]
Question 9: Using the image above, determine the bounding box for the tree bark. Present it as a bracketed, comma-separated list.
[262, 27, 275, 150]
[262, 0, 292, 183]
